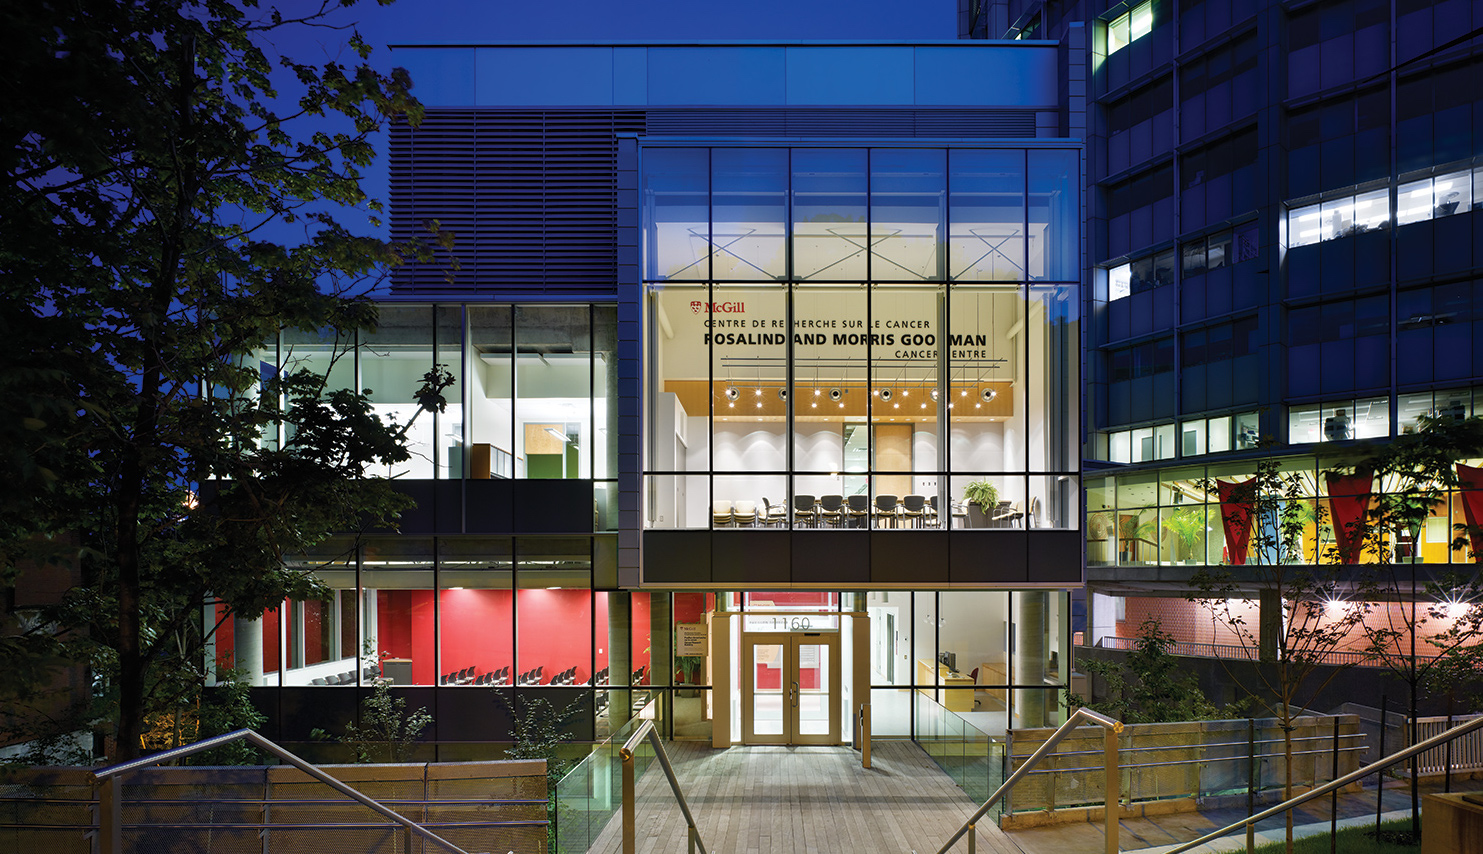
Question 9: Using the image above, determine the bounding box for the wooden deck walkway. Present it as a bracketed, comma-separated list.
[586, 740, 1023, 854]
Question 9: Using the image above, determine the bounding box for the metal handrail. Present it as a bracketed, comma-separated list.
[92, 728, 479, 854]
[1164, 713, 1483, 854]
[934, 707, 1124, 854]
[619, 700, 709, 854]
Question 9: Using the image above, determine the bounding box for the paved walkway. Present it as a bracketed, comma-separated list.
[587, 741, 1020, 854]
[587, 740, 1453, 854]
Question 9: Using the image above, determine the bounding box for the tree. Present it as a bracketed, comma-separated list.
[1191, 452, 1368, 853]
[1349, 413, 1483, 841]
[0, 0, 452, 760]
[500, 691, 587, 854]
[1066, 617, 1228, 723]
[338, 681, 433, 764]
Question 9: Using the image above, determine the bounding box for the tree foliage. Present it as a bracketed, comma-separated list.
[1067, 618, 1227, 723]
[338, 681, 432, 764]
[1347, 413, 1483, 841]
[0, 0, 451, 760]
[1191, 450, 1369, 853]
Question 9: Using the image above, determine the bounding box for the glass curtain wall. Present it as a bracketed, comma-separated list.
[644, 144, 1080, 530]
[260, 302, 614, 483]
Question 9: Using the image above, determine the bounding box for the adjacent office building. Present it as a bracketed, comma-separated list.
[985, 0, 1483, 683]
[220, 39, 1088, 751]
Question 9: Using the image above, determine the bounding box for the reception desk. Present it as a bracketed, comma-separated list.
[917, 659, 975, 712]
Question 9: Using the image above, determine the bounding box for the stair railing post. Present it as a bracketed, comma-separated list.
[99, 774, 121, 854]
[621, 744, 636, 854]
[1105, 726, 1119, 854]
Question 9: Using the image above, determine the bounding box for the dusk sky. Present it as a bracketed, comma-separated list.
[267, 0, 961, 253]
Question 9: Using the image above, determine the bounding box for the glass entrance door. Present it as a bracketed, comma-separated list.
[741, 632, 840, 744]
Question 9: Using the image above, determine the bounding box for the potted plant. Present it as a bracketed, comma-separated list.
[962, 480, 1000, 528]
[1162, 508, 1206, 564]
[674, 655, 704, 697]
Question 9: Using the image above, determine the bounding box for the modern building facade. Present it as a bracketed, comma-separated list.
[219, 41, 1089, 752]
[985, 0, 1483, 684]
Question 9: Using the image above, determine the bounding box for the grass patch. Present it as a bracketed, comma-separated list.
[1249, 818, 1420, 854]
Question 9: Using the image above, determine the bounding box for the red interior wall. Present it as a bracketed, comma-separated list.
[302, 600, 325, 665]
[757, 591, 835, 609]
[594, 592, 610, 675]
[439, 588, 513, 676]
[632, 592, 652, 682]
[214, 602, 234, 670]
[377, 590, 436, 684]
[262, 605, 280, 673]
[674, 592, 709, 624]
[516, 588, 592, 683]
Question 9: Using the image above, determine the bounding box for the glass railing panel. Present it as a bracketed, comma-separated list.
[553, 703, 660, 854]
[912, 690, 1004, 816]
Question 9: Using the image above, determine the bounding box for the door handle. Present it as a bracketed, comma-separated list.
[792, 680, 799, 708]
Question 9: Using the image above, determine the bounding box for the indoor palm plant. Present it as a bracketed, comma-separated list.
[962, 479, 1000, 528]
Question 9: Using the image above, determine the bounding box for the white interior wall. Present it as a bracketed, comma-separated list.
[939, 592, 1009, 675]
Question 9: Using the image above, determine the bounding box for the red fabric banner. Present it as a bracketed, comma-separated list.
[1325, 469, 1373, 565]
[1217, 478, 1255, 565]
[1455, 463, 1483, 562]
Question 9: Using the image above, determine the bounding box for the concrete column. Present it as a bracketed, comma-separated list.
[609, 592, 632, 728]
[1015, 591, 1048, 728]
[233, 614, 264, 687]
[1259, 588, 1282, 660]
[710, 612, 731, 748]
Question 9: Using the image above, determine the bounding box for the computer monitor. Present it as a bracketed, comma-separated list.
[938, 650, 957, 673]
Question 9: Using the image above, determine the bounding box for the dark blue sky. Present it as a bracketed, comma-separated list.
[263, 0, 959, 279]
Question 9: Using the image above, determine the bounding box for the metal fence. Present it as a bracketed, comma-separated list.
[1411, 713, 1483, 775]
[1096, 636, 1381, 667]
[0, 760, 547, 854]
[1001, 715, 1366, 819]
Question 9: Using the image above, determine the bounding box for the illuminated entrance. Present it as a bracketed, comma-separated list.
[741, 630, 840, 745]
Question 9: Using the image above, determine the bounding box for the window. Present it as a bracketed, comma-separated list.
[1288, 398, 1390, 443]
[643, 144, 1080, 531]
[1106, 1, 1154, 55]
[1103, 410, 1259, 462]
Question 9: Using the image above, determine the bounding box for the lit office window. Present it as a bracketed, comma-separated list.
[1352, 188, 1390, 232]
[1105, 1, 1153, 56]
[1397, 178, 1433, 226]
[1287, 202, 1322, 247]
[1108, 263, 1131, 301]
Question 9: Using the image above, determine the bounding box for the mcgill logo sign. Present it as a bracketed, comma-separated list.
[690, 301, 746, 314]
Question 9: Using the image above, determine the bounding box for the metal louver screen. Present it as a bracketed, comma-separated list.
[390, 107, 1040, 295]
[390, 110, 646, 296]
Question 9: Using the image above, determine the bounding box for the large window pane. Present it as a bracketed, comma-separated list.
[436, 305, 464, 479]
[793, 149, 868, 281]
[361, 305, 435, 479]
[871, 149, 945, 281]
[871, 284, 943, 526]
[648, 283, 709, 481]
[713, 148, 787, 280]
[1028, 150, 1078, 281]
[948, 287, 1021, 476]
[516, 538, 593, 686]
[950, 149, 1025, 282]
[644, 148, 710, 280]
[792, 287, 867, 514]
[516, 306, 591, 479]
[1027, 285, 1078, 473]
[439, 538, 513, 687]
[469, 306, 513, 479]
[362, 537, 435, 686]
